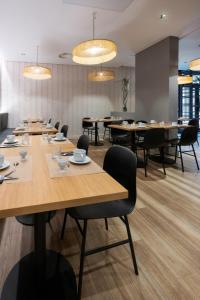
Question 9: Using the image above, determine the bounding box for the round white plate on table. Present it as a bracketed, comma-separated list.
[54, 137, 66, 142]
[69, 156, 91, 165]
[0, 161, 10, 170]
[4, 140, 18, 144]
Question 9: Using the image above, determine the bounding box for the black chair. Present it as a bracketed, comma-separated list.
[173, 126, 199, 172]
[136, 120, 148, 141]
[111, 121, 131, 146]
[135, 128, 167, 177]
[54, 121, 60, 130]
[61, 125, 69, 138]
[60, 146, 138, 299]
[82, 118, 98, 142]
[103, 116, 112, 140]
[188, 118, 199, 146]
[124, 119, 134, 124]
[77, 135, 90, 155]
[16, 212, 56, 226]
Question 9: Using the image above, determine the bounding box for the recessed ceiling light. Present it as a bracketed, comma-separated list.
[160, 13, 167, 20]
[58, 52, 71, 59]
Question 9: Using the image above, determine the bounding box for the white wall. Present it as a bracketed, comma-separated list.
[0, 61, 135, 137]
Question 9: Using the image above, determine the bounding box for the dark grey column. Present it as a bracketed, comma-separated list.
[135, 36, 179, 122]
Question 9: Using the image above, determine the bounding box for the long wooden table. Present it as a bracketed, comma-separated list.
[108, 123, 190, 165]
[0, 136, 127, 300]
[13, 122, 58, 135]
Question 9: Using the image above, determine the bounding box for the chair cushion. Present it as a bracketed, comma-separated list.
[68, 199, 133, 220]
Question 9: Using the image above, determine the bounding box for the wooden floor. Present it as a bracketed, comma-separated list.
[0, 139, 200, 299]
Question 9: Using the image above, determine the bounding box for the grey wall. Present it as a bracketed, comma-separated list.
[135, 36, 178, 122]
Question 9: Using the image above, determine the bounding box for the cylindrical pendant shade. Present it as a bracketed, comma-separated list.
[72, 39, 117, 65]
[178, 75, 193, 85]
[88, 70, 115, 81]
[189, 58, 200, 71]
[23, 66, 52, 80]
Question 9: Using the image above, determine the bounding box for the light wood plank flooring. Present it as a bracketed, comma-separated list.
[0, 140, 200, 299]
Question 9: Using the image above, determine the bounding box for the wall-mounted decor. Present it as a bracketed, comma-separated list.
[122, 78, 129, 111]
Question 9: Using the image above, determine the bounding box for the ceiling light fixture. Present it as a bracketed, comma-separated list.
[178, 75, 193, 85]
[88, 69, 115, 81]
[23, 46, 52, 80]
[189, 58, 200, 71]
[72, 12, 117, 65]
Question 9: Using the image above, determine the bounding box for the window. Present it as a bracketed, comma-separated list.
[178, 74, 200, 126]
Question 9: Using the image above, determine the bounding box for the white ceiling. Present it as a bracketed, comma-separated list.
[0, 0, 200, 68]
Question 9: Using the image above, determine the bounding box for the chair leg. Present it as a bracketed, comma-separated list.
[104, 218, 108, 230]
[103, 128, 106, 140]
[124, 215, 138, 275]
[60, 209, 68, 240]
[175, 145, 178, 163]
[78, 219, 88, 300]
[160, 147, 166, 175]
[192, 144, 199, 170]
[144, 149, 148, 177]
[179, 145, 184, 172]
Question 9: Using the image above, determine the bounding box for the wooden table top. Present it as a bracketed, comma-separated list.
[83, 118, 117, 123]
[0, 136, 127, 219]
[108, 123, 190, 132]
[13, 123, 58, 135]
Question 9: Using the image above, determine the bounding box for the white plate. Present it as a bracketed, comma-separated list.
[0, 161, 10, 170]
[137, 125, 146, 128]
[69, 156, 91, 165]
[4, 140, 18, 144]
[46, 126, 53, 129]
[54, 137, 66, 142]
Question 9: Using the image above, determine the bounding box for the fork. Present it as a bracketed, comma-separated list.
[0, 175, 18, 184]
[4, 162, 19, 177]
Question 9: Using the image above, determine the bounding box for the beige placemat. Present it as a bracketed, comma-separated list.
[0, 155, 32, 183]
[46, 154, 105, 178]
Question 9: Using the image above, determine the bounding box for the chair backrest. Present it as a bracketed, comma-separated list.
[103, 116, 112, 128]
[188, 118, 199, 128]
[143, 128, 165, 148]
[103, 146, 137, 206]
[48, 118, 52, 124]
[61, 125, 69, 138]
[110, 120, 124, 136]
[124, 119, 134, 124]
[77, 135, 90, 155]
[82, 117, 93, 128]
[180, 126, 198, 145]
[54, 121, 60, 130]
[136, 120, 148, 124]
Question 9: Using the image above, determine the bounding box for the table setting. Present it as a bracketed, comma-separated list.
[0, 150, 32, 184]
[46, 148, 104, 178]
[0, 134, 31, 148]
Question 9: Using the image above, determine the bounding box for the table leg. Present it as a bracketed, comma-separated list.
[130, 131, 145, 168]
[90, 121, 103, 146]
[1, 212, 78, 300]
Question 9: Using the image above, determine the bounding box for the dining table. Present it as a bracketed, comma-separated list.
[13, 122, 58, 135]
[83, 117, 119, 146]
[0, 135, 127, 300]
[108, 122, 190, 164]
